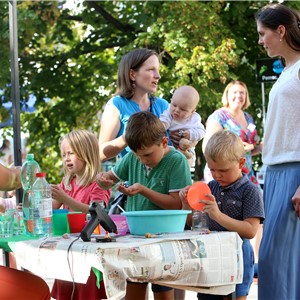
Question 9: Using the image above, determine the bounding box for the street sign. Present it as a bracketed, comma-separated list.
[256, 58, 284, 83]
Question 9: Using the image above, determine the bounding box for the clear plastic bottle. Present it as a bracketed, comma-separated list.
[31, 172, 53, 237]
[21, 153, 41, 236]
[21, 153, 41, 190]
[192, 210, 209, 233]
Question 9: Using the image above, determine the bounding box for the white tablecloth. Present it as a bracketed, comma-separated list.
[13, 231, 243, 300]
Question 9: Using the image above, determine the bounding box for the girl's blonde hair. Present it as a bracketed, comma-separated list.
[221, 80, 251, 110]
[59, 129, 100, 187]
[204, 130, 244, 162]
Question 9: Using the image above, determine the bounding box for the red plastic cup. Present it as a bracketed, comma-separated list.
[187, 182, 212, 211]
[67, 212, 87, 233]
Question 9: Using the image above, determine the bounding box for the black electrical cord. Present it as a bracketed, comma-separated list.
[67, 236, 80, 300]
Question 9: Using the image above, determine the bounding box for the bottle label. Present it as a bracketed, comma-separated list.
[33, 208, 40, 218]
[36, 199, 52, 218]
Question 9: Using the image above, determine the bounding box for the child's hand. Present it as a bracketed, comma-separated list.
[179, 186, 192, 210]
[7, 190, 16, 197]
[169, 130, 180, 148]
[51, 184, 68, 203]
[117, 183, 142, 196]
[201, 194, 222, 220]
[292, 185, 300, 219]
[17, 203, 22, 211]
[243, 142, 254, 152]
[96, 173, 114, 190]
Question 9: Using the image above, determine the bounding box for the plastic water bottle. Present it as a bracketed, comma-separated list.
[21, 153, 41, 235]
[21, 153, 41, 190]
[31, 172, 53, 237]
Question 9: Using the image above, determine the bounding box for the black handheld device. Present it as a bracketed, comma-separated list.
[80, 202, 117, 242]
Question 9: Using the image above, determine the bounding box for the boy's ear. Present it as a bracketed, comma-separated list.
[162, 136, 169, 147]
[239, 157, 246, 169]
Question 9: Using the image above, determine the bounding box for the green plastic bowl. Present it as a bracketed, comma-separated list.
[121, 210, 191, 236]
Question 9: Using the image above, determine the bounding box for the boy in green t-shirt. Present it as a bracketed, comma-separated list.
[97, 111, 192, 211]
[96, 111, 192, 300]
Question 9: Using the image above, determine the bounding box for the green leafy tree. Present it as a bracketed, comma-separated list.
[1, 1, 299, 182]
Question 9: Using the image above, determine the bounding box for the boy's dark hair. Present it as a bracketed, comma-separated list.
[125, 111, 166, 152]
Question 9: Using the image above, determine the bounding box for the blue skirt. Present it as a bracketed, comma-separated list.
[258, 162, 300, 300]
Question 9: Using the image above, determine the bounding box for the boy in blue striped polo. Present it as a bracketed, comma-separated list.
[180, 130, 264, 300]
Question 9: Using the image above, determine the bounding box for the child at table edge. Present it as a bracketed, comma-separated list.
[51, 129, 110, 300]
[180, 130, 264, 300]
[96, 111, 192, 300]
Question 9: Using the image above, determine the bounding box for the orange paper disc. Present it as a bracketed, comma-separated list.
[187, 181, 212, 211]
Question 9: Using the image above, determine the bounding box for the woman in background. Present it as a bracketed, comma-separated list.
[99, 48, 169, 162]
[202, 80, 262, 185]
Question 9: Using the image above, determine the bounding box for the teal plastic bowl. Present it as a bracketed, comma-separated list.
[121, 210, 192, 236]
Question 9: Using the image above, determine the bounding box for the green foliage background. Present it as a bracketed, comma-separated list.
[1, 0, 299, 183]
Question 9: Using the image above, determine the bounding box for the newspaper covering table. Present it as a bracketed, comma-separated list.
[13, 231, 243, 300]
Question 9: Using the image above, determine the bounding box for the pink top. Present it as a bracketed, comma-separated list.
[60, 177, 110, 210]
[51, 177, 110, 299]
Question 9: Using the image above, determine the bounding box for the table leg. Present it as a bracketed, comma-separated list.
[2, 250, 10, 267]
[227, 291, 236, 300]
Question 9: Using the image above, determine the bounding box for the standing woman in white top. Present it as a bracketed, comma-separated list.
[255, 4, 300, 299]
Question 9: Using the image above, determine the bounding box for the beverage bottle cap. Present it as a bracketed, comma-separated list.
[36, 172, 46, 178]
[26, 153, 34, 160]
